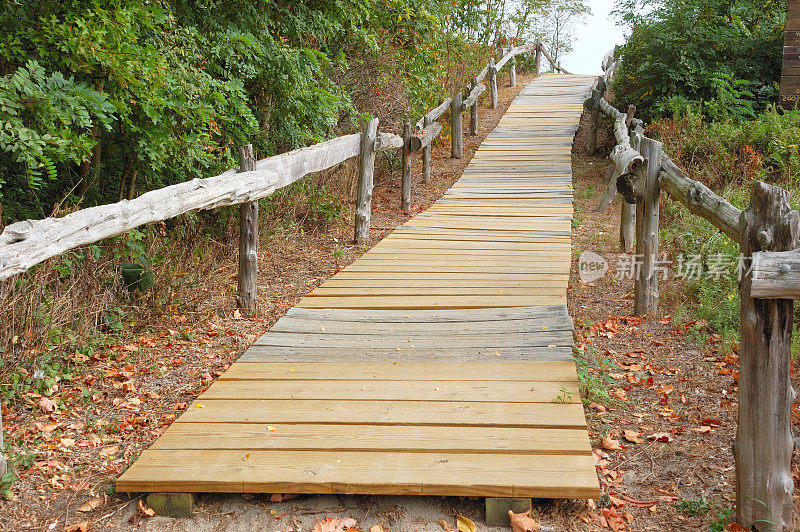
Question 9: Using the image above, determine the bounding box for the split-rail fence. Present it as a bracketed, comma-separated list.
[590, 52, 799, 531]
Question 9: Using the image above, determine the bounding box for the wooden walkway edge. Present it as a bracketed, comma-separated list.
[116, 74, 601, 500]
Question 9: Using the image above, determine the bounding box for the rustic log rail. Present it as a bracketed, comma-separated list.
[591, 72, 798, 531]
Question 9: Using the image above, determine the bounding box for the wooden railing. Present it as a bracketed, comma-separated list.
[589, 65, 799, 531]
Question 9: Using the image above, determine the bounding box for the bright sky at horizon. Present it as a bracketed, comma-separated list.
[561, 0, 627, 75]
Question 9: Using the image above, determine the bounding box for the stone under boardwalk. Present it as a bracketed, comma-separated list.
[116, 74, 601, 500]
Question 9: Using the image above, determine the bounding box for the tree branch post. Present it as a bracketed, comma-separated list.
[354, 117, 378, 244]
[402, 122, 412, 211]
[422, 115, 432, 184]
[451, 91, 463, 159]
[620, 123, 640, 252]
[535, 40, 542, 75]
[489, 57, 498, 109]
[236, 145, 258, 312]
[633, 137, 662, 316]
[735, 182, 799, 531]
[509, 56, 516, 87]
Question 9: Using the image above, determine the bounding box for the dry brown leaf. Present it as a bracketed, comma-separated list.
[609, 389, 627, 400]
[508, 509, 540, 532]
[39, 397, 57, 413]
[138, 499, 156, 517]
[456, 514, 476, 532]
[99, 445, 119, 458]
[600, 507, 626, 531]
[589, 402, 607, 413]
[312, 518, 358, 532]
[65, 521, 89, 532]
[647, 432, 673, 442]
[370, 525, 385, 532]
[78, 498, 103, 512]
[438, 519, 454, 531]
[600, 436, 626, 451]
[622, 430, 644, 444]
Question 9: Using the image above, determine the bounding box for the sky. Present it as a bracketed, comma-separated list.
[560, 0, 627, 75]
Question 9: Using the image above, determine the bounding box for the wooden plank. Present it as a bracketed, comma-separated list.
[252, 330, 573, 348]
[238, 346, 574, 363]
[295, 295, 566, 309]
[173, 399, 588, 428]
[219, 362, 578, 381]
[149, 423, 591, 454]
[201, 379, 581, 403]
[116, 450, 600, 498]
[281, 305, 570, 322]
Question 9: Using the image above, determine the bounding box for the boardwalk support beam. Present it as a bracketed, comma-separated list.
[236, 145, 258, 311]
[735, 182, 799, 531]
[146, 493, 196, 518]
[486, 497, 532, 527]
[355, 117, 378, 243]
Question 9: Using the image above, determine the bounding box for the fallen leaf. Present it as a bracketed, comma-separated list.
[601, 436, 627, 451]
[589, 402, 607, 413]
[370, 525, 385, 532]
[312, 517, 358, 532]
[622, 430, 644, 444]
[138, 499, 156, 517]
[438, 519, 454, 531]
[78, 498, 103, 512]
[39, 397, 58, 413]
[647, 432, 674, 442]
[609, 389, 627, 400]
[600, 507, 626, 530]
[456, 514, 476, 532]
[99, 445, 120, 458]
[65, 522, 89, 532]
[508, 509, 540, 532]
[690, 426, 713, 433]
[60, 437, 76, 448]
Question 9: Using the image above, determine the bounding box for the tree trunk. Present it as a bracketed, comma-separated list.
[735, 181, 799, 531]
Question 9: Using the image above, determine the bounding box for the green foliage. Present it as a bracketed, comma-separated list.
[0, 60, 114, 194]
[674, 493, 711, 517]
[655, 110, 800, 357]
[612, 0, 785, 121]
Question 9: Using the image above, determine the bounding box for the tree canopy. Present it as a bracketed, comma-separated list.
[611, 0, 786, 121]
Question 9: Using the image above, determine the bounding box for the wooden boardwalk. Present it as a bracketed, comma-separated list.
[117, 74, 601, 499]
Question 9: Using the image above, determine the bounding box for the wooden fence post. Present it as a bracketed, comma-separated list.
[509, 56, 516, 87]
[469, 77, 479, 136]
[236, 145, 258, 311]
[451, 92, 463, 159]
[588, 88, 601, 155]
[354, 117, 378, 244]
[422, 115, 432, 184]
[633, 137, 662, 316]
[735, 182, 799, 531]
[489, 58, 498, 109]
[535, 40, 542, 75]
[620, 124, 640, 252]
[402, 122, 412, 211]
